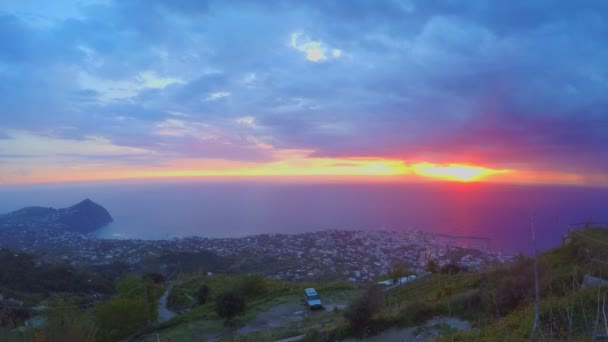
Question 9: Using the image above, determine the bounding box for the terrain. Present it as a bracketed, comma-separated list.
[0, 199, 113, 233]
[0, 201, 606, 341]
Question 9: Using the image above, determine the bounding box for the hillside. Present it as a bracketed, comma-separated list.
[138, 226, 608, 341]
[0, 249, 115, 305]
[1, 226, 607, 342]
[0, 199, 113, 233]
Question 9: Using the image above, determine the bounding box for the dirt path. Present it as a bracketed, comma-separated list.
[158, 286, 177, 322]
[237, 298, 347, 335]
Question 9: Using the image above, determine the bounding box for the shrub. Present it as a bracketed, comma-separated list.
[94, 275, 157, 341]
[388, 262, 411, 284]
[197, 284, 210, 305]
[215, 291, 246, 324]
[426, 259, 440, 273]
[239, 274, 267, 296]
[440, 263, 467, 274]
[343, 285, 383, 333]
[94, 297, 148, 342]
[142, 273, 165, 285]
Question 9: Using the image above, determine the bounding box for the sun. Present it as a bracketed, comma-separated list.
[412, 163, 509, 182]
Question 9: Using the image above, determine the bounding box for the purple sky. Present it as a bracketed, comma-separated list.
[0, 1, 607, 184]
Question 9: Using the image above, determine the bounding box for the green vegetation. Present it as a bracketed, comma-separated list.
[215, 291, 246, 324]
[4, 226, 608, 341]
[343, 285, 383, 334]
[138, 275, 356, 341]
[94, 275, 164, 342]
[0, 249, 114, 300]
[366, 227, 608, 341]
[197, 284, 210, 305]
[387, 262, 412, 284]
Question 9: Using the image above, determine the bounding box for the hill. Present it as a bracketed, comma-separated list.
[0, 199, 113, 233]
[138, 226, 608, 341]
[1, 226, 607, 342]
[0, 249, 115, 301]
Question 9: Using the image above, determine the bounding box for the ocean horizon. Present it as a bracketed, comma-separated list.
[1, 180, 607, 254]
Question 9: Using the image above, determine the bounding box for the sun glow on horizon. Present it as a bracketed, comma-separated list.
[0, 153, 518, 185]
[411, 162, 510, 182]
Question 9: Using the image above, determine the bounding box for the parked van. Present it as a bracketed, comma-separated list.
[304, 288, 322, 309]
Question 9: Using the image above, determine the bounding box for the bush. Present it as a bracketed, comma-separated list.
[396, 301, 438, 326]
[239, 274, 267, 296]
[0, 306, 30, 328]
[143, 272, 165, 284]
[426, 259, 440, 273]
[94, 275, 158, 341]
[480, 255, 535, 317]
[343, 285, 383, 333]
[44, 299, 97, 342]
[197, 284, 210, 305]
[94, 297, 148, 342]
[388, 262, 411, 284]
[215, 291, 246, 324]
[440, 263, 467, 274]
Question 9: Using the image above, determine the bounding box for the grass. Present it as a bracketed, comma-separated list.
[386, 272, 482, 307]
[134, 274, 357, 341]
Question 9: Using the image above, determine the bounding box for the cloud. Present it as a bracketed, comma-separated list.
[1, 0, 608, 182]
[290, 32, 342, 62]
[137, 71, 184, 89]
[235, 116, 256, 127]
[203, 91, 231, 102]
[0, 130, 152, 158]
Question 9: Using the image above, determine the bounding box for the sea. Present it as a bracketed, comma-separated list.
[0, 180, 607, 254]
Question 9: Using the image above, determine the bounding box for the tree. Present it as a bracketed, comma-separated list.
[95, 297, 148, 342]
[143, 273, 165, 285]
[426, 259, 440, 273]
[343, 285, 383, 333]
[215, 291, 246, 324]
[239, 275, 267, 296]
[388, 262, 411, 284]
[440, 262, 466, 274]
[94, 275, 157, 341]
[0, 305, 30, 328]
[44, 299, 97, 342]
[198, 285, 210, 305]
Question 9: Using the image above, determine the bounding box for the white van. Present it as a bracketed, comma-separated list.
[304, 288, 322, 309]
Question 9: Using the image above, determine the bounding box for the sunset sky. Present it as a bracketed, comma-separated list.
[1, 1, 607, 185]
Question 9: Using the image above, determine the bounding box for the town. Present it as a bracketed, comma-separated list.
[0, 225, 513, 282]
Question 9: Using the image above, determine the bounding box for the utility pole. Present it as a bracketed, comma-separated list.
[530, 210, 540, 341]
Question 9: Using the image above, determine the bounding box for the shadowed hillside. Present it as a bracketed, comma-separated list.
[0, 199, 113, 233]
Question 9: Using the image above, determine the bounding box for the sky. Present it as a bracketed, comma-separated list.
[1, 0, 607, 185]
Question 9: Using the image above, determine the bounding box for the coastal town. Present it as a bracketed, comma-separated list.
[0, 224, 513, 282]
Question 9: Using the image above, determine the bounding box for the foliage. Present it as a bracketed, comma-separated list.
[238, 274, 267, 297]
[480, 255, 536, 317]
[94, 296, 148, 342]
[140, 251, 232, 275]
[387, 262, 411, 284]
[197, 285, 210, 305]
[215, 291, 246, 324]
[42, 299, 97, 342]
[440, 262, 467, 274]
[167, 274, 275, 312]
[343, 285, 383, 333]
[0, 304, 30, 328]
[94, 274, 163, 341]
[142, 273, 165, 285]
[0, 249, 114, 296]
[426, 259, 440, 273]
